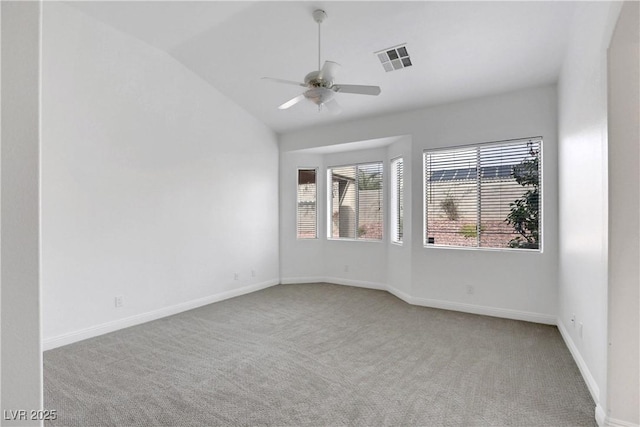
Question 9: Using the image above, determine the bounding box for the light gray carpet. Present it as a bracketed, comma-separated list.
[44, 283, 596, 426]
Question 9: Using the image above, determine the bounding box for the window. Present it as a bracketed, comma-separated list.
[390, 158, 404, 243]
[328, 162, 383, 240]
[297, 168, 317, 239]
[424, 138, 542, 250]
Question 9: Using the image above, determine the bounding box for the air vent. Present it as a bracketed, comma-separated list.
[375, 44, 412, 72]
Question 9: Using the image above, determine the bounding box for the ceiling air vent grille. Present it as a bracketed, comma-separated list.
[375, 44, 412, 72]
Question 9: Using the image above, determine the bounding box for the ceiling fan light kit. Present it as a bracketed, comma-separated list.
[262, 9, 382, 114]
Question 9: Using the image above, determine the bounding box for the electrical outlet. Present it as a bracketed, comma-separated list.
[251, 270, 256, 277]
[571, 313, 576, 325]
[234, 273, 239, 280]
[466, 285, 475, 295]
[579, 322, 583, 338]
[115, 295, 124, 308]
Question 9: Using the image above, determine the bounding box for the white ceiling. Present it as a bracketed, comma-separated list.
[69, 1, 577, 134]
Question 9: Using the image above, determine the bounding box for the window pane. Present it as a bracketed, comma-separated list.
[357, 163, 383, 240]
[424, 138, 542, 250]
[328, 162, 384, 241]
[425, 148, 478, 247]
[297, 169, 317, 239]
[391, 158, 404, 243]
[480, 141, 541, 249]
[331, 166, 356, 239]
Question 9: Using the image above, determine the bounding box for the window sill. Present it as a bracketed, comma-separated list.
[423, 244, 542, 253]
[326, 238, 384, 243]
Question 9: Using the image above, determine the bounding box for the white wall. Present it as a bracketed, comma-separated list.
[386, 138, 412, 297]
[1, 1, 43, 424]
[41, 3, 280, 348]
[280, 85, 558, 324]
[557, 1, 622, 419]
[323, 147, 389, 288]
[280, 146, 392, 290]
[607, 1, 639, 425]
[1, 0, 3, 410]
[280, 152, 325, 282]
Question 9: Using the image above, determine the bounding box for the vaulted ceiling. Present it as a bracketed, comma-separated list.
[68, 1, 577, 133]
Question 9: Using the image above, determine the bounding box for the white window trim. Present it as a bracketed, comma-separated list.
[326, 161, 384, 242]
[296, 167, 318, 240]
[390, 156, 404, 245]
[423, 137, 543, 252]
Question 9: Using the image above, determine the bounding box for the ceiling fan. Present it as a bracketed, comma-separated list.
[262, 9, 381, 114]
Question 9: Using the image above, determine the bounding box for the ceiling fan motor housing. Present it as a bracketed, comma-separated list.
[304, 71, 333, 88]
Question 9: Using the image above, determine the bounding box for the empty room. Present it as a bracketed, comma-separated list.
[1, 1, 638, 426]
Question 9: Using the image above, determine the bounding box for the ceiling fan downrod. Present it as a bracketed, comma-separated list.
[261, 7, 381, 114]
[313, 9, 327, 72]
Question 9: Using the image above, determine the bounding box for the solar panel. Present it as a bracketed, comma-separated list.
[479, 165, 516, 180]
[441, 170, 456, 180]
[498, 164, 513, 178]
[482, 166, 496, 178]
[461, 168, 475, 180]
[429, 167, 480, 182]
[431, 170, 444, 181]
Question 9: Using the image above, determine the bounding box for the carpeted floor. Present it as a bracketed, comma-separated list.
[44, 283, 596, 426]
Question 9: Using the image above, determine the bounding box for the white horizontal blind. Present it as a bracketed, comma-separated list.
[479, 141, 541, 249]
[357, 162, 383, 240]
[297, 168, 317, 239]
[424, 138, 542, 250]
[425, 147, 478, 247]
[391, 158, 404, 243]
[329, 162, 383, 240]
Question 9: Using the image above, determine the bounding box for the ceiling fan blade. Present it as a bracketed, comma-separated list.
[323, 98, 342, 115]
[332, 84, 381, 96]
[317, 61, 340, 82]
[278, 94, 306, 110]
[262, 77, 306, 87]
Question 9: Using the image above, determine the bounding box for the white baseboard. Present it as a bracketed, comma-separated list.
[42, 279, 279, 351]
[596, 405, 640, 427]
[279, 276, 326, 285]
[283, 278, 555, 325]
[322, 277, 386, 291]
[406, 295, 556, 325]
[606, 417, 640, 427]
[557, 320, 601, 405]
[280, 276, 386, 291]
[386, 284, 413, 304]
[597, 405, 608, 426]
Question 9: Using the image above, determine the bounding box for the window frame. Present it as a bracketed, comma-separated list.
[390, 157, 404, 245]
[326, 161, 384, 242]
[296, 167, 318, 240]
[423, 137, 543, 252]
